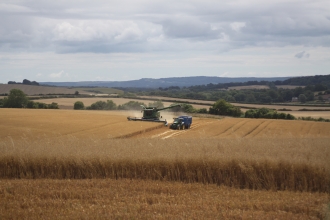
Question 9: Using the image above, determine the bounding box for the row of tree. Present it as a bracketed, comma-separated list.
[8, 79, 39, 86]
[130, 85, 327, 104]
[0, 89, 58, 109]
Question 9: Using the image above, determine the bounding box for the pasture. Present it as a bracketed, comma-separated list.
[0, 108, 329, 218]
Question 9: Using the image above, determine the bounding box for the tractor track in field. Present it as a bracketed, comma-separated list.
[243, 121, 273, 137]
[217, 120, 251, 137]
[248, 120, 273, 138]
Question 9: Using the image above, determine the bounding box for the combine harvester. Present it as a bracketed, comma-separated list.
[127, 104, 181, 126]
[169, 115, 192, 130]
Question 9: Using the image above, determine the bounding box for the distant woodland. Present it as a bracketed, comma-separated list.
[8, 79, 39, 86]
[120, 75, 330, 104]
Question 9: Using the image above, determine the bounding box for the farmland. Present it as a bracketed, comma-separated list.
[32, 96, 330, 119]
[36, 97, 210, 110]
[0, 84, 122, 96]
[1, 179, 328, 219]
[1, 108, 330, 218]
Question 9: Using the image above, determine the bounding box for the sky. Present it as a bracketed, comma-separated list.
[0, 0, 330, 83]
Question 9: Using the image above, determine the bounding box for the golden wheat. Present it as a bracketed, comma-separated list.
[1, 137, 329, 192]
[1, 179, 329, 219]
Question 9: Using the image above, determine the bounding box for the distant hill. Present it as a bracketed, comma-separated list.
[279, 75, 330, 87]
[40, 76, 291, 88]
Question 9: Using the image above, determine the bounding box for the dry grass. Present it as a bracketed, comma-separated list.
[1, 136, 329, 192]
[1, 179, 329, 219]
[171, 118, 330, 138]
[0, 109, 164, 140]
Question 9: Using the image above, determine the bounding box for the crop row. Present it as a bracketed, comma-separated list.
[1, 157, 329, 193]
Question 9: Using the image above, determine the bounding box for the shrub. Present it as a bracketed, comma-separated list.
[74, 101, 85, 110]
[48, 102, 59, 109]
[245, 108, 295, 120]
[26, 101, 59, 109]
[197, 108, 208, 114]
[209, 99, 242, 117]
[87, 100, 117, 110]
[3, 89, 28, 108]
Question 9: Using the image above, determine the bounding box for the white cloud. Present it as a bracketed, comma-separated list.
[0, 0, 329, 82]
[49, 70, 66, 78]
[230, 22, 246, 32]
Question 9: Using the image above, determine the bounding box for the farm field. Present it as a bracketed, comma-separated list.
[1, 179, 328, 219]
[223, 85, 270, 90]
[140, 95, 330, 110]
[36, 97, 209, 110]
[1, 108, 329, 218]
[0, 84, 124, 96]
[2, 109, 330, 141]
[0, 84, 92, 95]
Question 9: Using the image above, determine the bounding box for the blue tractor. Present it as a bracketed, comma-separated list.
[170, 115, 192, 130]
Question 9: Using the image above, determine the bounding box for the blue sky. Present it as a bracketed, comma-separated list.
[0, 0, 330, 83]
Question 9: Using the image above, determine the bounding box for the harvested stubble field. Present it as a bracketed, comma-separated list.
[0, 108, 330, 218]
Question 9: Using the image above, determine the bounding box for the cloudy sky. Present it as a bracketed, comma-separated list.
[1, 0, 330, 83]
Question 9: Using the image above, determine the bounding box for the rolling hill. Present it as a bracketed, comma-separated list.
[40, 76, 291, 88]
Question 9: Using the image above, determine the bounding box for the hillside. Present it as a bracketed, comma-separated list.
[40, 76, 290, 88]
[0, 84, 83, 96]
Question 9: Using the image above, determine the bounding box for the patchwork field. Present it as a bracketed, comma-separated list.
[36, 97, 209, 110]
[33, 96, 330, 120]
[1, 108, 329, 218]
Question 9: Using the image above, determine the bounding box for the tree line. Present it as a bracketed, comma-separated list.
[8, 79, 39, 86]
[0, 89, 58, 109]
[116, 75, 330, 104]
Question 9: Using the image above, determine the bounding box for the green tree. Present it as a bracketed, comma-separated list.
[181, 104, 196, 113]
[245, 94, 256, 103]
[48, 102, 59, 109]
[3, 89, 28, 108]
[74, 101, 85, 110]
[209, 99, 242, 117]
[104, 100, 116, 110]
[298, 94, 307, 103]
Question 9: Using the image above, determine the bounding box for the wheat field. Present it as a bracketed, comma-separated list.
[1, 179, 329, 219]
[1, 108, 329, 218]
